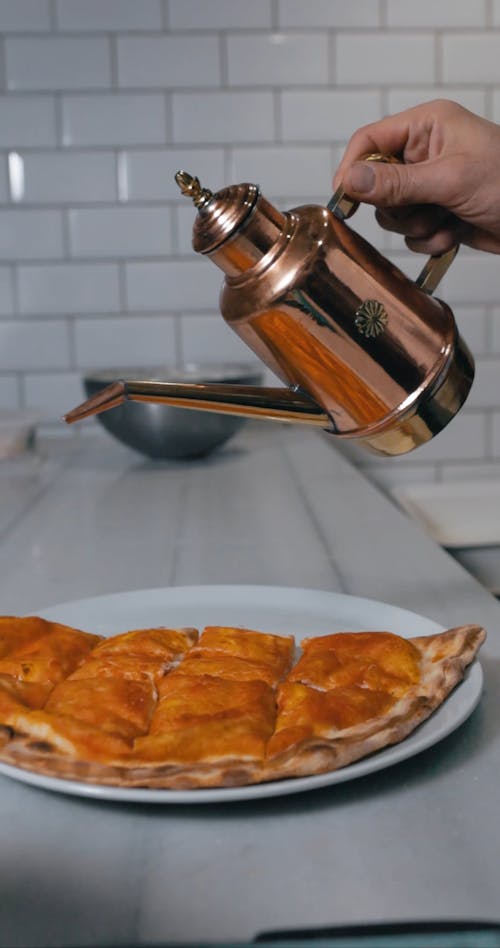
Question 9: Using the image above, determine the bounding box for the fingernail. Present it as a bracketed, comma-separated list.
[349, 162, 375, 193]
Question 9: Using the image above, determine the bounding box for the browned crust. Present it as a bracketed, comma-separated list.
[0, 624, 485, 790]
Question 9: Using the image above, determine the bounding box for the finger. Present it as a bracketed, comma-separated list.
[375, 205, 452, 239]
[405, 220, 500, 255]
[340, 158, 457, 211]
[376, 206, 418, 223]
[333, 102, 435, 189]
[407, 228, 500, 255]
[405, 227, 460, 255]
[460, 227, 500, 254]
[334, 119, 411, 188]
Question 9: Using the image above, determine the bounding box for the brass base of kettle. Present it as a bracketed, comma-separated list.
[345, 331, 475, 458]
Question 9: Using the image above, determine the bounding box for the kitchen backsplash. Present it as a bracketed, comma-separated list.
[2, 0, 500, 488]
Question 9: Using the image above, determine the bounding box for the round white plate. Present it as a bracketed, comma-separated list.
[0, 585, 483, 804]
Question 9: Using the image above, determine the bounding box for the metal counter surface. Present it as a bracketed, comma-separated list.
[0, 424, 499, 947]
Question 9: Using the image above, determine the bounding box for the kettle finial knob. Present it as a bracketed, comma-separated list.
[175, 170, 213, 209]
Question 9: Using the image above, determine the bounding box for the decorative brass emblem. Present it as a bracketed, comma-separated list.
[354, 299, 388, 338]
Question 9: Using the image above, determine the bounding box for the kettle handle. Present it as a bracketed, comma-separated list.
[328, 152, 458, 296]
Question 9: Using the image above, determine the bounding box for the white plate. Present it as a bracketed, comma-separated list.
[0, 585, 483, 804]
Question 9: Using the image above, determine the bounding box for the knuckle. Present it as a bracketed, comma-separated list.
[428, 98, 464, 120]
[429, 97, 453, 114]
[348, 125, 374, 154]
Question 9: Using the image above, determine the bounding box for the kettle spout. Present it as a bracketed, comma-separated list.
[63, 379, 330, 428]
[64, 380, 127, 422]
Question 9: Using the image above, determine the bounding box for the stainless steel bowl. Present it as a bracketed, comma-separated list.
[83, 363, 263, 459]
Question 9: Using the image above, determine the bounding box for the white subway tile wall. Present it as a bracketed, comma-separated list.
[5, 37, 112, 90]
[1, 209, 64, 259]
[68, 206, 173, 258]
[13, 152, 118, 203]
[55, 0, 163, 32]
[0, 96, 57, 147]
[385, 1, 487, 29]
[0, 0, 499, 486]
[278, 1, 380, 30]
[117, 35, 221, 88]
[0, 1, 51, 32]
[18, 263, 121, 314]
[0, 267, 14, 315]
[0, 373, 19, 407]
[226, 33, 329, 87]
[62, 94, 168, 146]
[73, 315, 177, 368]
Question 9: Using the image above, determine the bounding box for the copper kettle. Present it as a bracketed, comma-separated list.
[65, 156, 474, 457]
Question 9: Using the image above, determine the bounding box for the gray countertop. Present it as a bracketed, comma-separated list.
[1, 424, 500, 947]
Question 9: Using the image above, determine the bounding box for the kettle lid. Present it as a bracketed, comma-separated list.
[175, 170, 259, 255]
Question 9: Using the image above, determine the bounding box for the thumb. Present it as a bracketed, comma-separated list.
[343, 159, 439, 208]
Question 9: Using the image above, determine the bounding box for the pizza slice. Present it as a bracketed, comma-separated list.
[91, 626, 198, 662]
[287, 630, 421, 696]
[176, 625, 295, 687]
[132, 673, 277, 788]
[0, 619, 101, 688]
[0, 626, 199, 780]
[193, 626, 294, 670]
[0, 616, 59, 659]
[41, 627, 199, 743]
[264, 625, 485, 780]
[69, 626, 198, 684]
[0, 617, 102, 723]
[128, 628, 292, 787]
[45, 677, 156, 742]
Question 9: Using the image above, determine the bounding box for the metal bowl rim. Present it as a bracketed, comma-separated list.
[84, 361, 263, 385]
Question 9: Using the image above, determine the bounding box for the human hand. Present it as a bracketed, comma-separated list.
[333, 99, 500, 255]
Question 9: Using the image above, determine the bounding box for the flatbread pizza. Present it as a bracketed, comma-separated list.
[0, 616, 485, 789]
